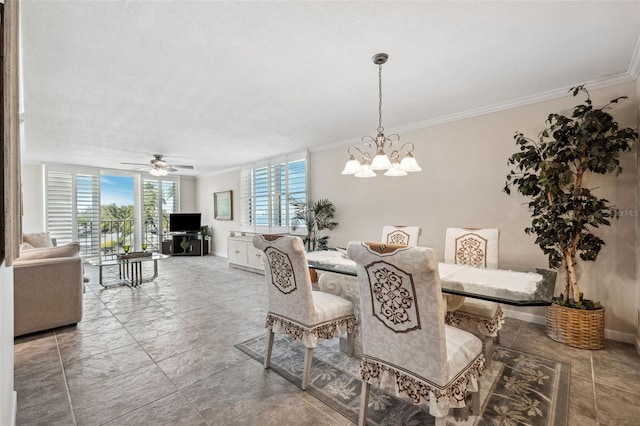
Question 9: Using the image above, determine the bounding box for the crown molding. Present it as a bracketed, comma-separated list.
[628, 36, 640, 80]
[310, 72, 637, 153]
[195, 165, 242, 178]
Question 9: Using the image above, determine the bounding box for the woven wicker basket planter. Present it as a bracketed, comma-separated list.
[545, 303, 605, 349]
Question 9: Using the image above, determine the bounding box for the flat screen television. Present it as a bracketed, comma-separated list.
[169, 213, 201, 233]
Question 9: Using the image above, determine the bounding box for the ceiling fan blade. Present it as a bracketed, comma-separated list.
[170, 165, 194, 169]
[121, 162, 151, 166]
[165, 167, 178, 172]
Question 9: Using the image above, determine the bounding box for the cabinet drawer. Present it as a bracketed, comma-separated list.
[247, 245, 264, 270]
[227, 239, 248, 265]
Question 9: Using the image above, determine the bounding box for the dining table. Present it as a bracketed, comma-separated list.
[305, 248, 557, 357]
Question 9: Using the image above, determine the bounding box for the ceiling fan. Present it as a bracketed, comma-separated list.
[121, 154, 194, 176]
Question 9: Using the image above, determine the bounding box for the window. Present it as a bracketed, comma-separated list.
[100, 174, 134, 255]
[241, 151, 308, 233]
[142, 178, 178, 251]
[77, 174, 100, 254]
[45, 166, 179, 256]
[46, 167, 100, 254]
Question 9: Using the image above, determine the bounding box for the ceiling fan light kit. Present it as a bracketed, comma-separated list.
[149, 165, 169, 176]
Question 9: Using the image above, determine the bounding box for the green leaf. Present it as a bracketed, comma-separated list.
[506, 84, 637, 302]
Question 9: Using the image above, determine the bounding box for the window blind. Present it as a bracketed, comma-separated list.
[142, 178, 178, 251]
[46, 170, 74, 246]
[161, 180, 179, 231]
[240, 151, 308, 233]
[76, 174, 100, 255]
[142, 179, 161, 250]
[46, 167, 100, 253]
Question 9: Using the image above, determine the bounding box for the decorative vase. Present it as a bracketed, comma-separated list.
[545, 303, 605, 349]
[308, 267, 318, 283]
[180, 237, 190, 253]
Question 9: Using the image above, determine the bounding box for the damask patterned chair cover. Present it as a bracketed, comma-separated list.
[380, 225, 422, 246]
[444, 227, 505, 364]
[347, 242, 484, 426]
[253, 234, 356, 390]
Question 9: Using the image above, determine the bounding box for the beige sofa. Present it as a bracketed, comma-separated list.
[13, 235, 84, 337]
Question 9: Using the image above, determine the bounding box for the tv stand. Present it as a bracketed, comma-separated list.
[162, 233, 209, 256]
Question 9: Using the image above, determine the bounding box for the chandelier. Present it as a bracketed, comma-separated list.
[341, 53, 421, 178]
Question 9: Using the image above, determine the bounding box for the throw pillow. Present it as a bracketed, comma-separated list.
[16, 242, 80, 261]
[20, 241, 35, 252]
[23, 232, 55, 248]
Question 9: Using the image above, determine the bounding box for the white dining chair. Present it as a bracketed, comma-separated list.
[380, 225, 422, 246]
[444, 227, 504, 364]
[348, 241, 484, 426]
[253, 234, 356, 390]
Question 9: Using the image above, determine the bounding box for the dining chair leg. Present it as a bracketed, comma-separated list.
[472, 381, 481, 415]
[495, 330, 501, 345]
[358, 380, 370, 426]
[483, 336, 494, 369]
[264, 329, 274, 369]
[435, 416, 446, 426]
[347, 330, 355, 358]
[301, 347, 314, 390]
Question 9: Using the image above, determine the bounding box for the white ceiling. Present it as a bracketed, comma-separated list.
[20, 1, 640, 176]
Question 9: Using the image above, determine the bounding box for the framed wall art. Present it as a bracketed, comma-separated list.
[214, 190, 233, 220]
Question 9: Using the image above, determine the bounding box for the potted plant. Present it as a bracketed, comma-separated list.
[504, 85, 637, 349]
[290, 198, 338, 251]
[200, 225, 212, 253]
[200, 225, 212, 238]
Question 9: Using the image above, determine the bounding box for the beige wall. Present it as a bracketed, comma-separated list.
[179, 176, 197, 213]
[195, 169, 242, 257]
[21, 163, 45, 233]
[311, 81, 638, 341]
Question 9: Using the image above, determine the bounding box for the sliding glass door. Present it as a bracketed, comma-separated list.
[45, 165, 179, 256]
[142, 179, 178, 252]
[100, 174, 134, 254]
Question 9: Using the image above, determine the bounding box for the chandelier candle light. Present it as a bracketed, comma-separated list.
[341, 53, 422, 178]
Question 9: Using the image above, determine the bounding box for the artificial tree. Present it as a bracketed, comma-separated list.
[290, 198, 338, 251]
[504, 85, 637, 309]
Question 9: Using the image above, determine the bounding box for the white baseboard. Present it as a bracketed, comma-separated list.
[502, 307, 546, 326]
[213, 251, 227, 258]
[606, 328, 635, 344]
[11, 390, 17, 426]
[502, 307, 635, 344]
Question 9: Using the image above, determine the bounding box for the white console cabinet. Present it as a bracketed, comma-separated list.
[227, 233, 264, 273]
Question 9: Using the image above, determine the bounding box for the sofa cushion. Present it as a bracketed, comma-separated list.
[17, 242, 80, 261]
[23, 232, 55, 248]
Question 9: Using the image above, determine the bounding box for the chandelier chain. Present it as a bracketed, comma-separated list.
[377, 63, 384, 135]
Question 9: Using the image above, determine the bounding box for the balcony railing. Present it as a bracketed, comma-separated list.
[76, 219, 164, 256]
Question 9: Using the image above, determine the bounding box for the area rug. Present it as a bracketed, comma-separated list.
[236, 334, 569, 426]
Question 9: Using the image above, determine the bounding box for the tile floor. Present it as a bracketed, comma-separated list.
[13, 255, 640, 425]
